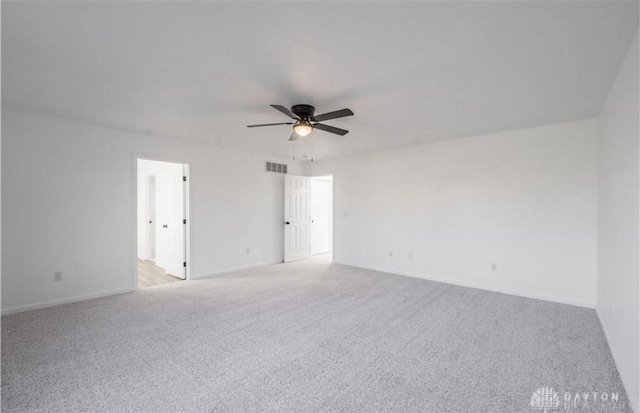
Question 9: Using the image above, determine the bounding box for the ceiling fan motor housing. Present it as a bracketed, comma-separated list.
[291, 104, 316, 120]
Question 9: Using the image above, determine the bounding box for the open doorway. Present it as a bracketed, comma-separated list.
[136, 159, 189, 288]
[310, 176, 333, 258]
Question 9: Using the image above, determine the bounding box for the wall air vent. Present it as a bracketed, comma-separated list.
[266, 162, 287, 174]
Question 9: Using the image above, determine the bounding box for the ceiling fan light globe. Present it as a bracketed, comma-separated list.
[293, 122, 313, 137]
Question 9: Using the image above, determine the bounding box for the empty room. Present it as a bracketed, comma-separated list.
[1, 1, 639, 412]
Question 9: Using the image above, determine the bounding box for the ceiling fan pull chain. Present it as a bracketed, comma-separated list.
[311, 138, 314, 162]
[292, 141, 296, 160]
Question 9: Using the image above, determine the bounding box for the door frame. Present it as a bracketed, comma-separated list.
[133, 156, 191, 288]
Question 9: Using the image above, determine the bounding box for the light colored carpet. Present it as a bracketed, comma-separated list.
[2, 257, 631, 412]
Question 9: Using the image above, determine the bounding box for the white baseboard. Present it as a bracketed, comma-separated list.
[596, 308, 639, 413]
[191, 260, 281, 280]
[333, 260, 595, 309]
[1, 287, 135, 316]
[2, 261, 281, 315]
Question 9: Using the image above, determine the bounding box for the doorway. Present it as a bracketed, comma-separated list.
[311, 176, 333, 257]
[283, 174, 333, 263]
[136, 158, 189, 288]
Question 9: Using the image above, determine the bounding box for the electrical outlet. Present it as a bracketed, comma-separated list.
[388, 251, 393, 258]
[53, 272, 63, 282]
[246, 248, 250, 255]
[490, 263, 497, 271]
[409, 253, 414, 260]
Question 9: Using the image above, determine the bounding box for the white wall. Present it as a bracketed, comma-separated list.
[1, 110, 302, 313]
[306, 119, 599, 307]
[597, 32, 639, 412]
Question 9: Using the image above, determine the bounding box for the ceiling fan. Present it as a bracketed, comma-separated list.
[247, 104, 354, 141]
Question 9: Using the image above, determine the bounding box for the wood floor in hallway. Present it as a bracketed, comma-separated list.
[137, 259, 182, 288]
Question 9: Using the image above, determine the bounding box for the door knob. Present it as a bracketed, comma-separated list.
[285, 222, 290, 225]
[162, 224, 168, 228]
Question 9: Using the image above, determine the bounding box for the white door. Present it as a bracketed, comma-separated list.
[284, 174, 311, 262]
[147, 175, 156, 261]
[155, 162, 186, 279]
[311, 178, 332, 255]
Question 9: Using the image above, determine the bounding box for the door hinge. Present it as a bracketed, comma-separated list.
[183, 262, 187, 267]
[183, 219, 187, 224]
[183, 176, 187, 182]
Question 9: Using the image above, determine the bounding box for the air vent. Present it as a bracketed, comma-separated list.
[266, 162, 287, 174]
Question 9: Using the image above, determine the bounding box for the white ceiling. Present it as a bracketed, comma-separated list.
[2, 1, 638, 160]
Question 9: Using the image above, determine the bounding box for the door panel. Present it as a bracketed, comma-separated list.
[164, 163, 186, 278]
[155, 172, 168, 270]
[154, 162, 186, 279]
[284, 174, 311, 262]
[147, 176, 156, 260]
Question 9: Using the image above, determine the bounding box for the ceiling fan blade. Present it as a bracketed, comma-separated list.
[271, 104, 301, 120]
[313, 123, 349, 136]
[289, 132, 299, 141]
[247, 122, 294, 128]
[313, 108, 354, 122]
